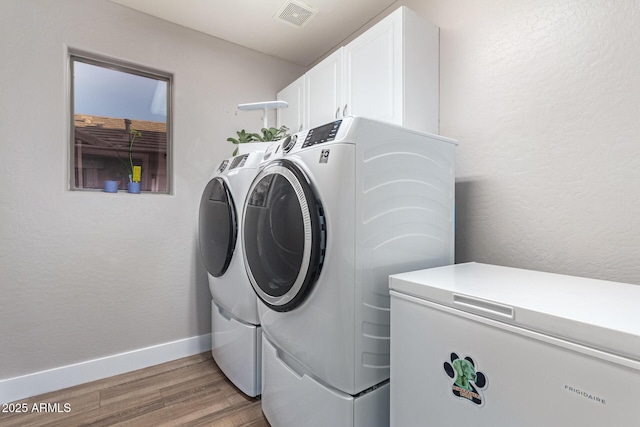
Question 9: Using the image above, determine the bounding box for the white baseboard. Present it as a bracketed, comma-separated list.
[0, 333, 212, 404]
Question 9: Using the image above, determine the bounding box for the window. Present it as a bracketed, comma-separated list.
[70, 53, 171, 193]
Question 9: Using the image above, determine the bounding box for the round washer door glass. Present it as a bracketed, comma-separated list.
[198, 177, 237, 277]
[243, 161, 325, 312]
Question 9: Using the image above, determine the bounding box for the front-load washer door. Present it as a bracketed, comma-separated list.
[243, 160, 326, 312]
[199, 177, 237, 277]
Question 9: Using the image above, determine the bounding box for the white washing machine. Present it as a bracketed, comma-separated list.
[198, 150, 266, 397]
[241, 117, 457, 426]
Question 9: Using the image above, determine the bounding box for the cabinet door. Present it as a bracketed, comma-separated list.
[305, 48, 343, 129]
[344, 9, 402, 126]
[277, 75, 305, 132]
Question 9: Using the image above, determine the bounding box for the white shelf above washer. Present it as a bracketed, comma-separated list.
[237, 101, 289, 128]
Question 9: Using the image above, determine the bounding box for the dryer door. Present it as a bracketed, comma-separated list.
[243, 160, 326, 312]
[199, 177, 237, 277]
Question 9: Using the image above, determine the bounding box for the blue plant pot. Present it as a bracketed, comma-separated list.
[128, 182, 141, 194]
[104, 180, 118, 193]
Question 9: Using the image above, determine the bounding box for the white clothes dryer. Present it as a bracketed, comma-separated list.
[242, 117, 457, 426]
[198, 150, 265, 397]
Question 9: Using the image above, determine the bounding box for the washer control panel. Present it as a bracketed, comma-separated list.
[302, 120, 342, 148]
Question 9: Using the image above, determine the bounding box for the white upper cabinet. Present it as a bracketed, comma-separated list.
[304, 48, 344, 129]
[277, 6, 439, 134]
[277, 75, 305, 132]
[343, 11, 402, 128]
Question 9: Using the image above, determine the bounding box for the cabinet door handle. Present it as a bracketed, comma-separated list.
[335, 107, 340, 119]
[342, 104, 348, 117]
[452, 294, 515, 319]
[299, 124, 303, 131]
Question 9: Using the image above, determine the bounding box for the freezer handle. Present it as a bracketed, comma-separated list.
[453, 294, 515, 320]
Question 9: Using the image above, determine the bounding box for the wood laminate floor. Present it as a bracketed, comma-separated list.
[0, 352, 270, 427]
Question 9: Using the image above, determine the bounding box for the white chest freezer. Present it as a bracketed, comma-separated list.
[389, 262, 640, 426]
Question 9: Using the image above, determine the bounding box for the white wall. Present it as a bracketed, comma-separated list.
[0, 0, 303, 380]
[392, 0, 640, 284]
[3, 0, 639, 389]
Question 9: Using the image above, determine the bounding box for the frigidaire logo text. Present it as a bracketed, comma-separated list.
[565, 385, 606, 405]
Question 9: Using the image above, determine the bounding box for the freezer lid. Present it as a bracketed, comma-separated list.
[389, 262, 640, 361]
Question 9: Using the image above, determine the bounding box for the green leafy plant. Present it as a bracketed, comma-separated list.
[227, 126, 290, 155]
[257, 125, 289, 142]
[227, 129, 261, 155]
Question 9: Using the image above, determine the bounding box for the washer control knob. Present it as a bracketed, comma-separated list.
[282, 135, 297, 153]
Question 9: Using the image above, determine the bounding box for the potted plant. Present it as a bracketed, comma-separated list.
[257, 125, 289, 142]
[227, 126, 289, 155]
[123, 128, 142, 193]
[227, 129, 262, 156]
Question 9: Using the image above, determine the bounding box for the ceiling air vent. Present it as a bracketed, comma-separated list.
[274, 0, 318, 28]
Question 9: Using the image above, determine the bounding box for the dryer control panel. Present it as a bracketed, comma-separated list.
[229, 154, 249, 169]
[302, 120, 342, 148]
[217, 159, 229, 172]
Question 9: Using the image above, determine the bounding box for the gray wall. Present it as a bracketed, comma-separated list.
[0, 0, 303, 379]
[400, 0, 640, 284]
[320, 0, 640, 283]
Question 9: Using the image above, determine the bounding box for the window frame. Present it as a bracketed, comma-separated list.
[68, 50, 173, 194]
